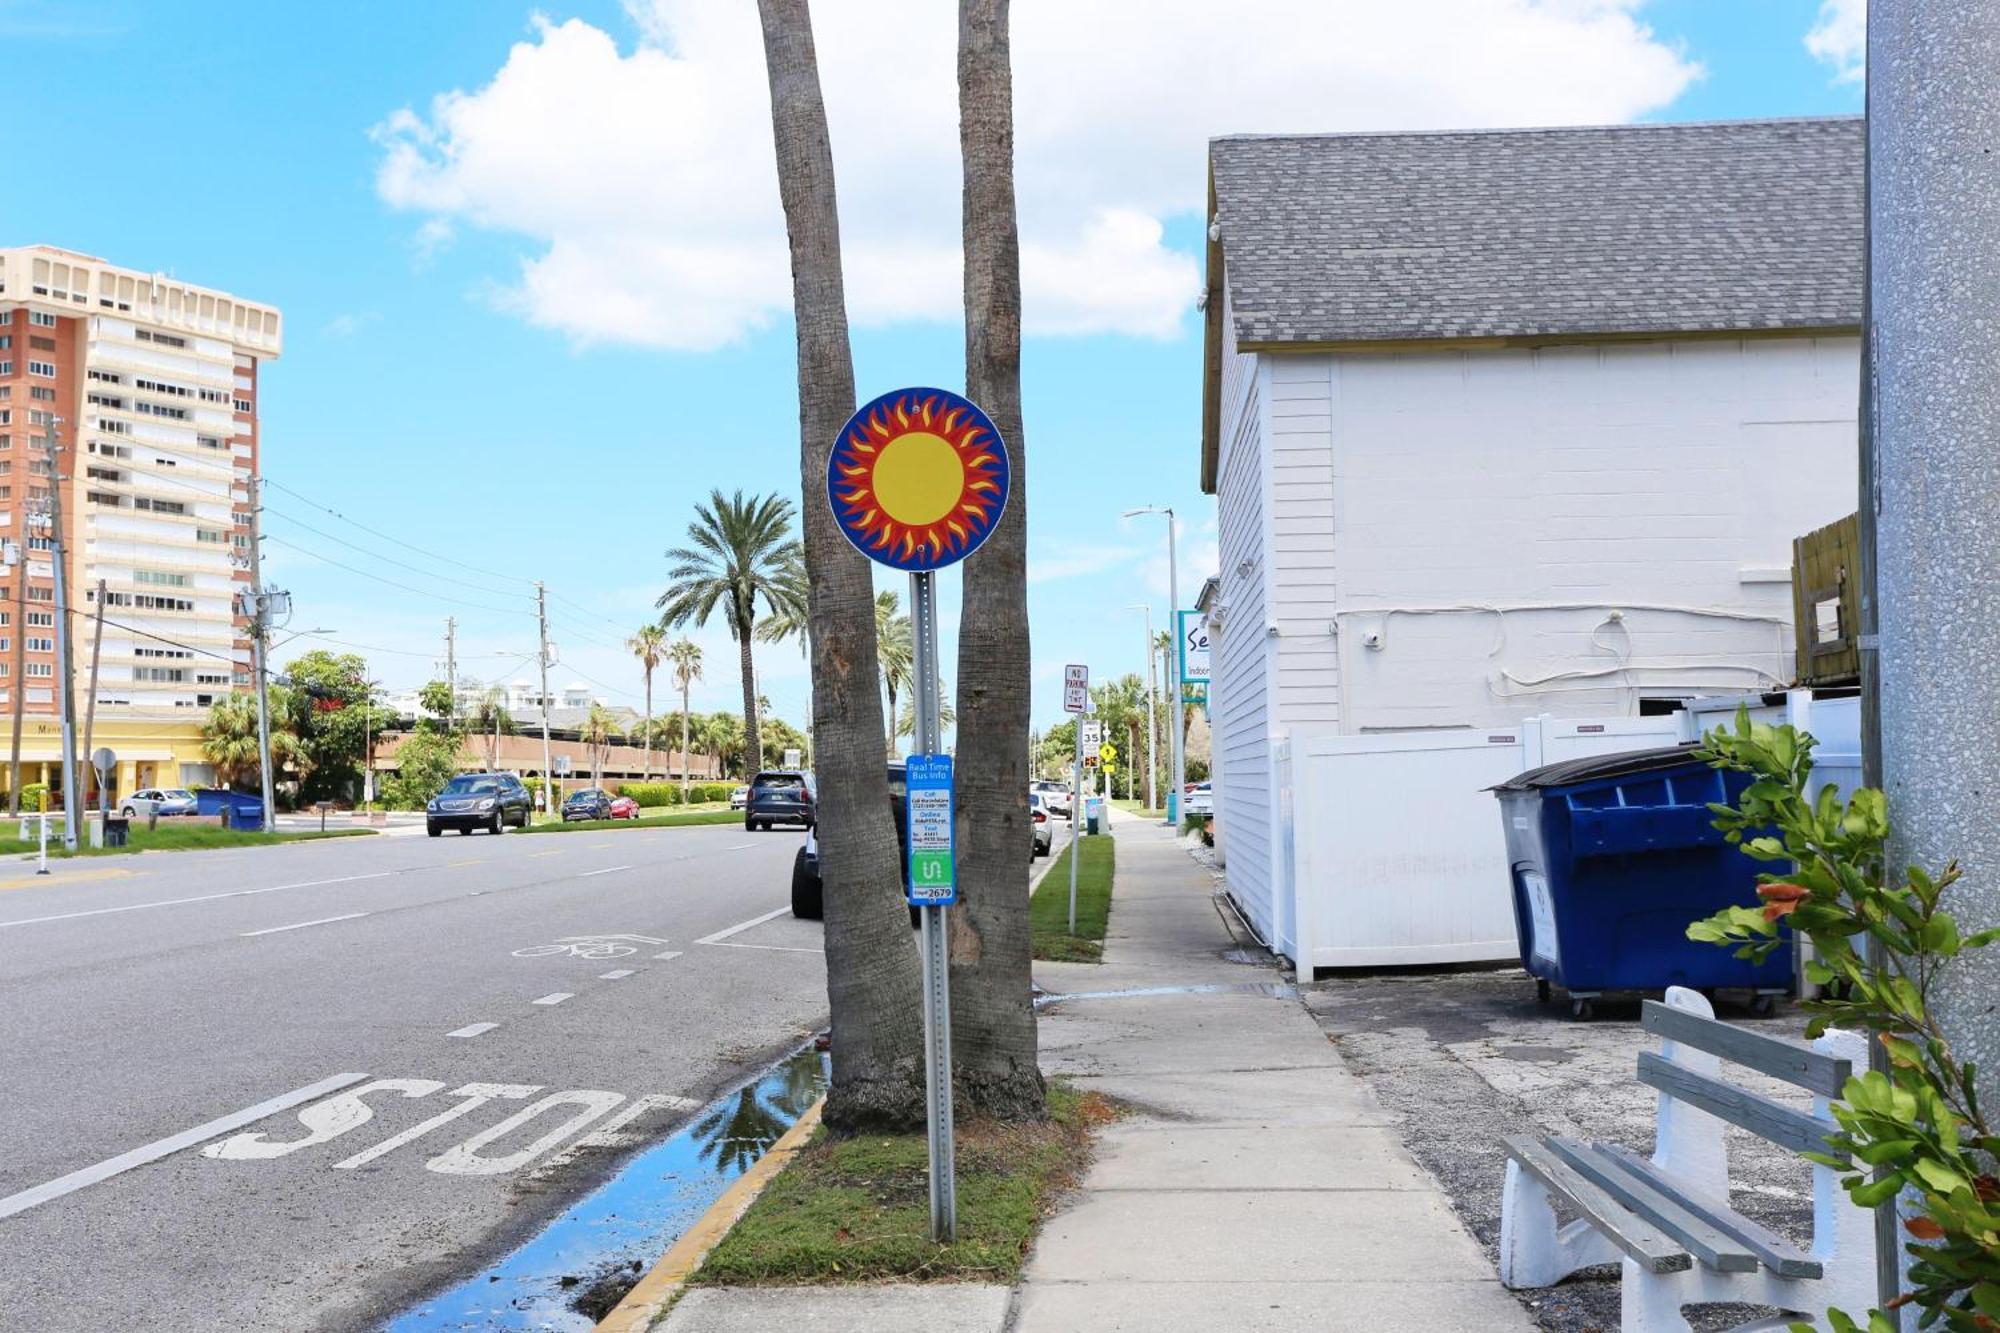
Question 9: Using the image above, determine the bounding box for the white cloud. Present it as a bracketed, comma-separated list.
[322, 311, 380, 338]
[374, 1, 1699, 351]
[1028, 542, 1144, 585]
[1805, 0, 1865, 85]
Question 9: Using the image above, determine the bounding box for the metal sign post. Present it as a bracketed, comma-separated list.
[826, 386, 1012, 1247]
[1064, 666, 1088, 935]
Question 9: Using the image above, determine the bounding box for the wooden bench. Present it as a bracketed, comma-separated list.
[1498, 985, 1871, 1331]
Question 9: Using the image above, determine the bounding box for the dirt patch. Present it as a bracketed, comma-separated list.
[564, 1257, 647, 1322]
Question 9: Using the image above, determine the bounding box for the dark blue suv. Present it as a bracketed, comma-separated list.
[746, 770, 814, 831]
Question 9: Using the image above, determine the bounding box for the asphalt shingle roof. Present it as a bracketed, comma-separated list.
[1209, 117, 1862, 346]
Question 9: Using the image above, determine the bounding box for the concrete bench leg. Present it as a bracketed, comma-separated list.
[1499, 1158, 1621, 1289]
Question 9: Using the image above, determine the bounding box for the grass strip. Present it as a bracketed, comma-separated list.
[1109, 799, 1162, 817]
[1029, 833, 1114, 962]
[513, 809, 744, 834]
[693, 1083, 1114, 1287]
[0, 825, 375, 859]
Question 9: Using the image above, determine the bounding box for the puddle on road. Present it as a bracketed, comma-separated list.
[386, 1046, 827, 1333]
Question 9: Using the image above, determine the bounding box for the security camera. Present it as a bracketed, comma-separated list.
[1361, 629, 1384, 651]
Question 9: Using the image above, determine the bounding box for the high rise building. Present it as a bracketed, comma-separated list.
[0, 245, 282, 801]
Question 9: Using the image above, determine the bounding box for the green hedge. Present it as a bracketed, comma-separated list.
[614, 780, 736, 807]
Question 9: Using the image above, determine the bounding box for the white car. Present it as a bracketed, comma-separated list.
[122, 788, 199, 818]
[728, 785, 750, 811]
[1184, 782, 1213, 816]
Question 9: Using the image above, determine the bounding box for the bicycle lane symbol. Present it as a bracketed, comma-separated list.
[512, 934, 671, 961]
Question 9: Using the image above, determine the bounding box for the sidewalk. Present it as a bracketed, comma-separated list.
[661, 809, 1531, 1332]
[1013, 810, 1532, 1331]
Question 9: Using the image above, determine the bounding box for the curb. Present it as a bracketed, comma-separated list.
[594, 1096, 826, 1333]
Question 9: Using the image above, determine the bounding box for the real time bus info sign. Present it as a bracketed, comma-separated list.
[904, 754, 956, 906]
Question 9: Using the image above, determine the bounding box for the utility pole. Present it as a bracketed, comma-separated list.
[1873, 7, 2000, 1321]
[1124, 506, 1184, 824]
[1129, 604, 1157, 812]
[444, 616, 457, 729]
[43, 416, 78, 851]
[4, 538, 21, 814]
[245, 476, 277, 829]
[80, 578, 104, 817]
[536, 582, 554, 819]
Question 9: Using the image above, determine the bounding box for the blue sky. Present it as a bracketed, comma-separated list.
[2, 0, 1862, 741]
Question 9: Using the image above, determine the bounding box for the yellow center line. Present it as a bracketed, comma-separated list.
[0, 867, 135, 893]
[447, 859, 485, 868]
[528, 850, 563, 859]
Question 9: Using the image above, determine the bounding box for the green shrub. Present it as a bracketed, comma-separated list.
[693, 781, 736, 803]
[21, 782, 48, 813]
[617, 782, 682, 808]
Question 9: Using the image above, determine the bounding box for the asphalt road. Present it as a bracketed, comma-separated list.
[0, 821, 833, 1332]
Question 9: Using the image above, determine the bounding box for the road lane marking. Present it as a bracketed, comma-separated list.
[528, 850, 562, 859]
[694, 906, 790, 946]
[0, 871, 395, 929]
[203, 1079, 444, 1160]
[0, 1072, 367, 1221]
[704, 942, 825, 954]
[576, 865, 632, 878]
[446, 1023, 499, 1039]
[0, 867, 133, 893]
[725, 843, 758, 850]
[333, 1083, 540, 1170]
[447, 858, 484, 867]
[240, 912, 369, 938]
[652, 950, 683, 961]
[599, 969, 635, 979]
[426, 1090, 626, 1176]
[532, 992, 574, 1006]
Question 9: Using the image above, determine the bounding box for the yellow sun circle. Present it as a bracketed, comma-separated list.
[871, 432, 965, 527]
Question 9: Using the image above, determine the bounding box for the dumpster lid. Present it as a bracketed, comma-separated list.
[1490, 744, 1707, 793]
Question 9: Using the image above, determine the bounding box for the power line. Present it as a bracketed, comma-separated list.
[262, 477, 522, 585]
[261, 536, 527, 616]
[261, 506, 534, 601]
[547, 587, 630, 630]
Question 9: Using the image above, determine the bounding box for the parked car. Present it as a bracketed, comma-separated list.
[427, 772, 533, 836]
[1030, 792, 1053, 857]
[561, 787, 615, 822]
[1185, 782, 1213, 816]
[747, 770, 814, 831]
[120, 788, 198, 818]
[608, 794, 640, 820]
[728, 784, 750, 810]
[1033, 780, 1072, 818]
[793, 763, 906, 920]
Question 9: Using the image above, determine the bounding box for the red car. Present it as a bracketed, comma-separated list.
[608, 795, 641, 820]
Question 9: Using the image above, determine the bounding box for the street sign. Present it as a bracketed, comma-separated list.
[827, 387, 1010, 572]
[1177, 609, 1211, 684]
[783, 748, 802, 770]
[1081, 720, 1103, 760]
[554, 755, 572, 775]
[91, 747, 115, 777]
[904, 754, 956, 906]
[1063, 664, 1089, 713]
[826, 385, 1010, 1247]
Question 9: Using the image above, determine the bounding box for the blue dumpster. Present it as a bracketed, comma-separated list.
[195, 788, 266, 832]
[1492, 746, 1790, 1020]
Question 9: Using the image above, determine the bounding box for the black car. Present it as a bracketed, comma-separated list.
[792, 763, 906, 920]
[427, 772, 533, 836]
[746, 770, 815, 831]
[562, 787, 615, 822]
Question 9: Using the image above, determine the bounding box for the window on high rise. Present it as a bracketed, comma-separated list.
[28, 312, 56, 328]
[27, 361, 55, 378]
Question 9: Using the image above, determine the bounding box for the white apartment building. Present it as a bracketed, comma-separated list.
[0, 245, 280, 796]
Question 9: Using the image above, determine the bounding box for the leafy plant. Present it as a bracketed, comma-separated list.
[1689, 709, 2000, 1332]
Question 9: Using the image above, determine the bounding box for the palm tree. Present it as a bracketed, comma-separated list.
[471, 684, 516, 774]
[875, 590, 912, 756]
[951, 0, 1045, 1119]
[699, 711, 743, 780]
[757, 0, 926, 1131]
[665, 638, 702, 798]
[894, 696, 957, 741]
[202, 692, 306, 791]
[753, 545, 811, 656]
[628, 624, 667, 780]
[657, 490, 798, 777]
[579, 702, 616, 784]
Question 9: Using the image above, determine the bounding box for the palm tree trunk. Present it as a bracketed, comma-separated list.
[885, 679, 898, 757]
[680, 683, 692, 800]
[757, 0, 925, 1130]
[950, 0, 1044, 1120]
[736, 629, 762, 776]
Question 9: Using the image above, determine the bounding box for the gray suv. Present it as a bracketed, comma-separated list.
[427, 772, 533, 836]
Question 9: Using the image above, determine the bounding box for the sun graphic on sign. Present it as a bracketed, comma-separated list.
[828, 388, 1010, 572]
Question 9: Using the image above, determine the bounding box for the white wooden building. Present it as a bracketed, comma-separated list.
[1198, 118, 1863, 967]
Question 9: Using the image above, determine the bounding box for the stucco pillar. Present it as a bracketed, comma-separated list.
[1872, 1, 2000, 1111]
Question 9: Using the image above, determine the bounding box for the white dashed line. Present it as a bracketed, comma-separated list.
[240, 912, 369, 937]
[576, 866, 631, 878]
[446, 1023, 499, 1039]
[531, 992, 574, 1006]
[652, 950, 683, 961]
[598, 969, 635, 980]
[0, 1072, 368, 1220]
[694, 906, 790, 946]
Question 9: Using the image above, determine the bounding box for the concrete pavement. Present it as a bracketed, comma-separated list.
[0, 821, 831, 1332]
[672, 809, 1532, 1332]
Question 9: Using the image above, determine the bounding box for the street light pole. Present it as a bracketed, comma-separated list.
[1124, 506, 1183, 825]
[1128, 603, 1157, 813]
